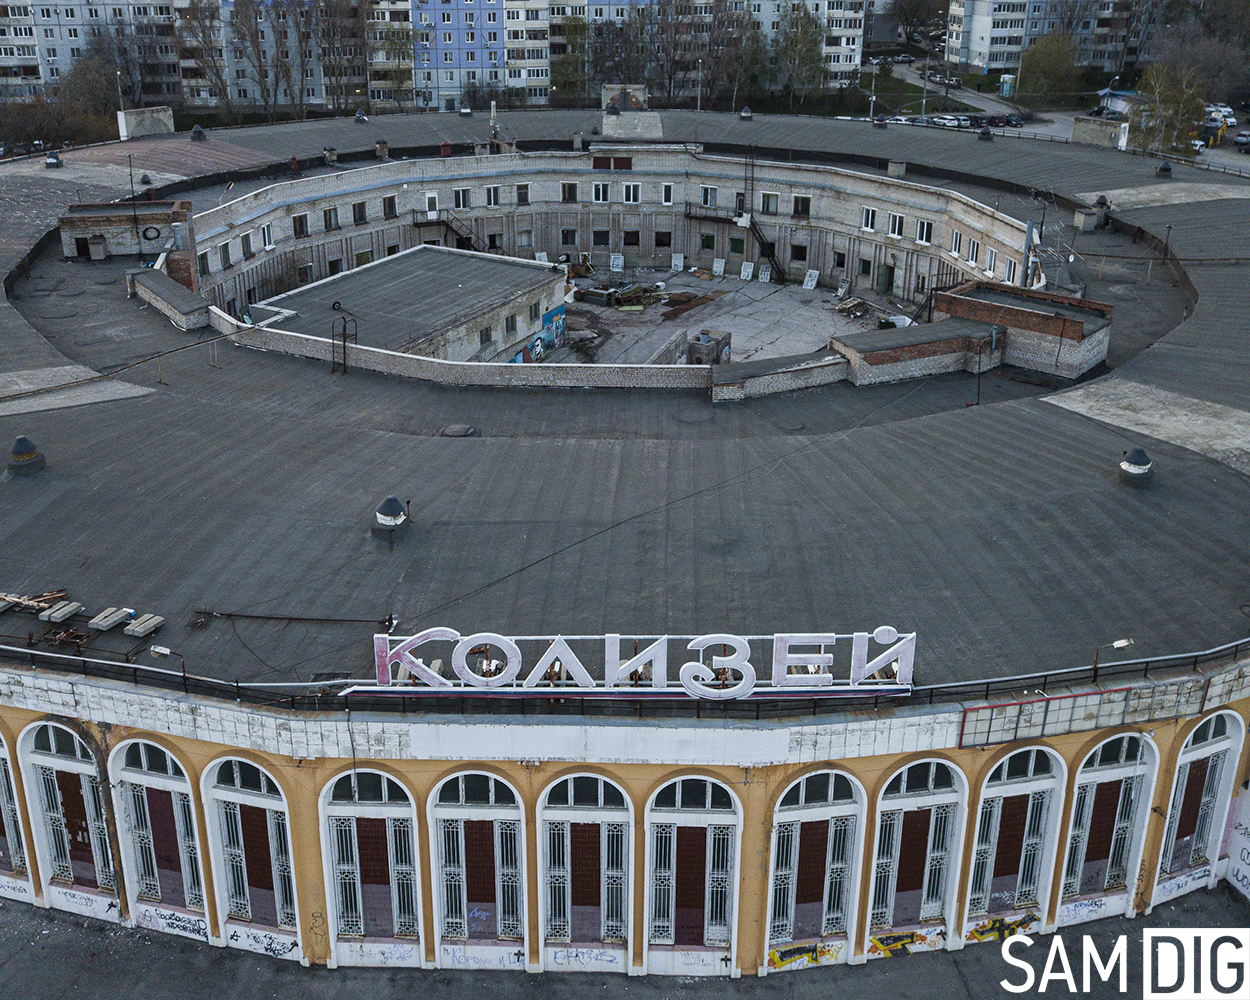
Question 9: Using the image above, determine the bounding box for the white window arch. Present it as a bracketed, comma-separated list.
[18, 722, 115, 904]
[202, 757, 300, 955]
[109, 739, 206, 935]
[538, 773, 631, 962]
[966, 747, 1065, 924]
[1061, 734, 1156, 903]
[320, 769, 421, 963]
[429, 771, 525, 954]
[0, 733, 29, 889]
[1158, 712, 1244, 885]
[645, 776, 741, 963]
[868, 760, 966, 938]
[767, 770, 865, 964]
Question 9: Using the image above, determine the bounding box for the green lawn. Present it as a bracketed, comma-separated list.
[858, 71, 976, 115]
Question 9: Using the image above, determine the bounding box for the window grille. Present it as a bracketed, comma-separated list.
[268, 810, 297, 929]
[218, 800, 251, 920]
[704, 825, 734, 946]
[1062, 784, 1092, 899]
[648, 823, 675, 944]
[919, 803, 953, 922]
[544, 820, 570, 941]
[824, 815, 854, 934]
[438, 818, 466, 938]
[0, 760, 26, 874]
[768, 821, 797, 944]
[601, 821, 627, 942]
[173, 792, 204, 910]
[870, 810, 900, 930]
[389, 817, 420, 937]
[1104, 775, 1140, 890]
[125, 783, 161, 900]
[1189, 751, 1224, 867]
[37, 766, 73, 883]
[1159, 761, 1187, 876]
[1015, 790, 1050, 907]
[331, 816, 363, 936]
[968, 797, 1001, 916]
[495, 819, 523, 938]
[83, 776, 115, 892]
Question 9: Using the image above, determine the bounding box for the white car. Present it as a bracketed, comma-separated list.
[1191, 139, 1206, 153]
[932, 115, 960, 127]
[1234, 130, 1250, 146]
[885, 116, 909, 124]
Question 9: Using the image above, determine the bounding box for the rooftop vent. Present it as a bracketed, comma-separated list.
[190, 124, 206, 141]
[739, 106, 752, 120]
[372, 495, 411, 541]
[1117, 446, 1153, 486]
[1156, 161, 1172, 178]
[7, 435, 46, 476]
[978, 127, 993, 141]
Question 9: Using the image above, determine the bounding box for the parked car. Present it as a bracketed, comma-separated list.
[1234, 130, 1250, 146]
[955, 115, 972, 128]
[1191, 139, 1207, 153]
[987, 115, 1008, 127]
[932, 115, 960, 127]
[893, 54, 915, 64]
[1086, 105, 1108, 117]
[1221, 114, 1238, 128]
[910, 115, 935, 125]
[885, 116, 909, 124]
[968, 115, 988, 128]
[1006, 115, 1024, 127]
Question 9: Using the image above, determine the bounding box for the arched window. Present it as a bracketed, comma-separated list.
[112, 740, 204, 918]
[431, 772, 524, 946]
[23, 723, 114, 895]
[768, 771, 862, 955]
[968, 748, 1061, 918]
[206, 758, 296, 932]
[540, 775, 630, 951]
[869, 761, 962, 933]
[1062, 735, 1153, 900]
[323, 771, 420, 945]
[1159, 713, 1243, 881]
[647, 777, 739, 954]
[0, 734, 27, 880]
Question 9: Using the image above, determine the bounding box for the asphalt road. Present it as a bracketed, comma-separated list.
[0, 884, 1246, 1000]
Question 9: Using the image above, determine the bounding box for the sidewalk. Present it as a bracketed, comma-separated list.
[1, 883, 1245, 1000]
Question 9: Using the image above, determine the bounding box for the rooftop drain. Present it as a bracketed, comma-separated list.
[7, 435, 46, 476]
[440, 425, 480, 438]
[1117, 446, 1153, 486]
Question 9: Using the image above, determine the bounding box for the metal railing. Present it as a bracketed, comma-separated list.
[1, 634, 1246, 723]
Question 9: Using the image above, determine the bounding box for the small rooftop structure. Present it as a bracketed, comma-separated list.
[252, 244, 568, 362]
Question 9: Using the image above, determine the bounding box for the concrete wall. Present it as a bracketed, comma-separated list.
[191, 149, 1031, 313]
[1072, 117, 1130, 151]
[213, 308, 712, 391]
[835, 337, 1005, 386]
[117, 106, 175, 141]
[712, 356, 849, 401]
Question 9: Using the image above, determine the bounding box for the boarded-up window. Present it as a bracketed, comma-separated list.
[988, 794, 1029, 913]
[464, 819, 496, 939]
[674, 827, 706, 945]
[57, 771, 96, 889]
[893, 809, 931, 926]
[791, 819, 830, 939]
[240, 803, 276, 925]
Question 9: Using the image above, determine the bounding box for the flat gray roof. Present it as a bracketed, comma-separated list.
[833, 318, 990, 354]
[0, 112, 1247, 702]
[961, 287, 1112, 333]
[258, 245, 560, 351]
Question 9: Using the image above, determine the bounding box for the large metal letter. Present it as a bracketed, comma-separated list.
[374, 627, 460, 687]
[451, 632, 523, 687]
[603, 635, 669, 689]
[679, 634, 756, 700]
[522, 636, 596, 688]
[771, 634, 837, 687]
[849, 627, 916, 686]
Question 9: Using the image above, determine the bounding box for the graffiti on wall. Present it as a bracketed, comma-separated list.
[766, 940, 844, 971]
[965, 911, 1038, 943]
[867, 927, 946, 958]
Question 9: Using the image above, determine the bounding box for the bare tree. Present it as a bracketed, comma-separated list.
[773, 4, 826, 107]
[319, 0, 368, 113]
[92, 18, 149, 107]
[1128, 63, 1206, 153]
[230, 0, 279, 121]
[270, 0, 320, 120]
[372, 20, 416, 110]
[888, 0, 942, 44]
[177, 0, 235, 120]
[1153, 19, 1250, 104]
[551, 15, 591, 106]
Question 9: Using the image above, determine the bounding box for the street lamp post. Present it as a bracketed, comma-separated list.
[1092, 638, 1134, 684]
[151, 645, 189, 693]
[697, 58, 703, 112]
